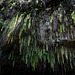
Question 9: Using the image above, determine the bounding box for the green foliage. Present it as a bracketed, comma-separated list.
[1, 1, 75, 73]
[71, 11, 75, 21]
[0, 19, 4, 28]
[0, 19, 4, 36]
[2, 10, 74, 72]
[8, 0, 13, 7]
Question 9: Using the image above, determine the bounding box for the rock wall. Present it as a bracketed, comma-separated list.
[0, 0, 75, 47]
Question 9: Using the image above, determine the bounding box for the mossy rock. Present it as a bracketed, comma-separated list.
[59, 39, 75, 48]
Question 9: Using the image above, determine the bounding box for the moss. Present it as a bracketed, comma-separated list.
[0, 19, 4, 33]
[71, 11, 75, 21]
